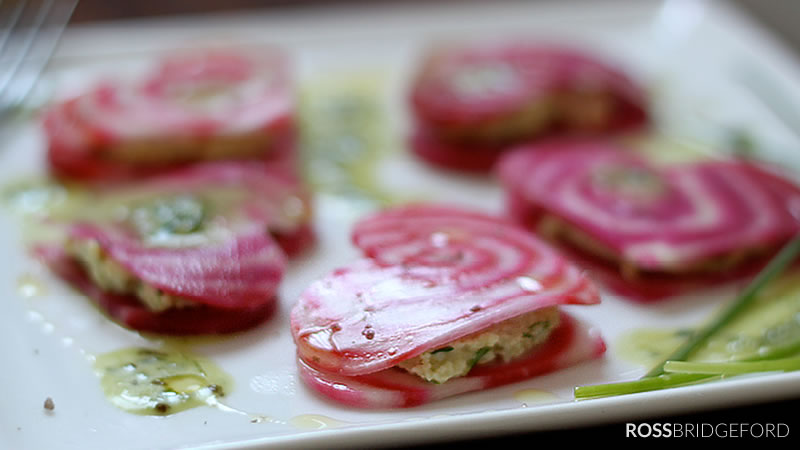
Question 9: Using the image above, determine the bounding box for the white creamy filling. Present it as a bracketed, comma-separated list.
[66, 238, 197, 312]
[397, 306, 560, 384]
[538, 214, 766, 279]
[107, 132, 272, 166]
[436, 92, 615, 143]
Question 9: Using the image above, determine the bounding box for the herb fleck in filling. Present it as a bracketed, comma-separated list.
[397, 307, 560, 384]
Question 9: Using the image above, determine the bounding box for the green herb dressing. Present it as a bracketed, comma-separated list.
[1, 177, 265, 249]
[513, 388, 559, 406]
[128, 195, 207, 238]
[289, 414, 348, 430]
[623, 134, 708, 166]
[16, 273, 47, 298]
[94, 347, 233, 416]
[2, 178, 78, 216]
[616, 328, 693, 368]
[299, 74, 403, 209]
[617, 274, 800, 367]
[2, 178, 87, 244]
[693, 274, 800, 361]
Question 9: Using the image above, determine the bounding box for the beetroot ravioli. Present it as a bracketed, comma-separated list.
[44, 48, 294, 181]
[409, 42, 647, 172]
[39, 161, 313, 334]
[498, 140, 800, 300]
[290, 205, 604, 408]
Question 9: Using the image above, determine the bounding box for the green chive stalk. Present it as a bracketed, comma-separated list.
[643, 234, 800, 378]
[663, 357, 800, 375]
[574, 234, 800, 400]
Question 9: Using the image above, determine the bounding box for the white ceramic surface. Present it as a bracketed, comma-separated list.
[2, 1, 800, 449]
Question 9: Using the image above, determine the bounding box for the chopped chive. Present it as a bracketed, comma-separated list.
[468, 347, 491, 371]
[574, 374, 717, 400]
[663, 356, 800, 375]
[573, 234, 800, 400]
[643, 234, 800, 378]
[523, 321, 548, 339]
[431, 346, 454, 354]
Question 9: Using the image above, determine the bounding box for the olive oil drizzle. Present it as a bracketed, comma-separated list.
[299, 74, 401, 208]
[618, 274, 800, 367]
[94, 347, 233, 416]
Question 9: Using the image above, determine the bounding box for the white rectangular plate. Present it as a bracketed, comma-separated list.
[2, 1, 800, 448]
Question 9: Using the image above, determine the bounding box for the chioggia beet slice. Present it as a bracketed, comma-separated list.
[291, 205, 604, 407]
[35, 242, 280, 335]
[408, 43, 648, 172]
[44, 48, 295, 181]
[113, 160, 315, 257]
[409, 127, 510, 173]
[498, 139, 800, 300]
[297, 312, 605, 408]
[38, 161, 313, 334]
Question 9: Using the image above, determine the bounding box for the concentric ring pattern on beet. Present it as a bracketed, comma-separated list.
[291, 205, 605, 408]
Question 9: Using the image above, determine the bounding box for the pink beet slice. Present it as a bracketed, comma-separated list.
[498, 139, 800, 299]
[352, 205, 595, 293]
[408, 43, 648, 173]
[44, 48, 294, 181]
[409, 127, 510, 173]
[39, 161, 314, 334]
[291, 205, 603, 407]
[36, 245, 279, 335]
[411, 43, 647, 130]
[66, 222, 286, 311]
[115, 160, 314, 255]
[297, 312, 605, 408]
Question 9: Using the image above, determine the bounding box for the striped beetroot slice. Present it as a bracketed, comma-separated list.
[44, 48, 294, 181]
[38, 161, 313, 334]
[297, 312, 605, 408]
[36, 244, 279, 335]
[498, 139, 800, 299]
[291, 205, 603, 407]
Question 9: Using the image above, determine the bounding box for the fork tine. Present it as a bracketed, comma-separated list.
[0, 0, 77, 108]
[0, 0, 76, 119]
[0, 0, 29, 54]
[0, 0, 55, 93]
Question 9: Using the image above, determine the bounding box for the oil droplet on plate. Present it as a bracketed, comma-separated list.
[17, 274, 46, 298]
[249, 414, 281, 424]
[25, 311, 56, 335]
[289, 414, 348, 430]
[513, 389, 559, 406]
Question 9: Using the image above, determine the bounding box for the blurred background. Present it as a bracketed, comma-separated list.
[67, 0, 800, 59]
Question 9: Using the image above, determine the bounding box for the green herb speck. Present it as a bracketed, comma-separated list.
[467, 347, 491, 371]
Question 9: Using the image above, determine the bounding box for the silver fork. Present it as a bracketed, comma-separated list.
[0, 0, 77, 122]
